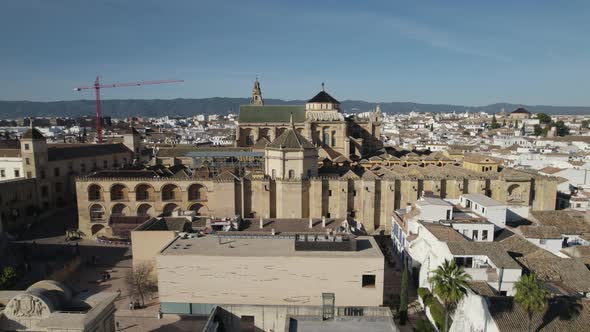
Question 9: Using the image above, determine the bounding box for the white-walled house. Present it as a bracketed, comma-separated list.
[408, 222, 521, 296]
[415, 197, 453, 221]
[519, 225, 563, 254]
[0, 143, 23, 180]
[460, 193, 507, 229]
[446, 219, 495, 242]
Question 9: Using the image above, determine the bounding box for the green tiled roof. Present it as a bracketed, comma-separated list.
[238, 105, 306, 123]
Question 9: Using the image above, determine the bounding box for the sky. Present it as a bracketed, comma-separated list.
[0, 0, 589, 106]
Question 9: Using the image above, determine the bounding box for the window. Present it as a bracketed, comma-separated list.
[353, 190, 357, 197]
[25, 158, 30, 165]
[455, 257, 473, 268]
[362, 274, 376, 288]
[288, 169, 295, 179]
[27, 171, 32, 179]
[14, 169, 19, 178]
[307, 169, 312, 178]
[328, 190, 332, 196]
[240, 315, 255, 332]
[123, 157, 127, 164]
[326, 212, 331, 218]
[24, 143, 29, 150]
[54, 167, 60, 177]
[55, 182, 63, 193]
[482, 230, 488, 241]
[482, 207, 486, 213]
[40, 169, 45, 179]
[103, 160, 108, 168]
[81, 163, 86, 173]
[472, 230, 479, 240]
[41, 186, 49, 197]
[331, 130, 336, 147]
[0, 170, 4, 178]
[67, 162, 73, 172]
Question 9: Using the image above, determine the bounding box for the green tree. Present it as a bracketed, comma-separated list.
[533, 125, 543, 136]
[428, 260, 471, 332]
[490, 115, 501, 129]
[582, 120, 589, 129]
[399, 263, 409, 325]
[554, 120, 570, 137]
[0, 266, 17, 290]
[514, 273, 549, 332]
[537, 113, 552, 124]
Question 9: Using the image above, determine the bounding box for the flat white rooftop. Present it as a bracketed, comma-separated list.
[417, 197, 453, 207]
[461, 193, 505, 207]
[159, 235, 383, 259]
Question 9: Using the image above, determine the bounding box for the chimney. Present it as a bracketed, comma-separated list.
[271, 228, 275, 236]
[406, 202, 412, 212]
[259, 217, 263, 229]
[322, 216, 326, 228]
[309, 217, 313, 229]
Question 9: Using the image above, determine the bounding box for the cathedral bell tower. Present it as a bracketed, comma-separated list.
[250, 78, 264, 105]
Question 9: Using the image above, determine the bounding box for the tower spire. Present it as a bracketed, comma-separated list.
[290, 112, 294, 129]
[250, 78, 264, 105]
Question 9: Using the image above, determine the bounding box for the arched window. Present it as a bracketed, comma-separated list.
[111, 203, 128, 216]
[188, 184, 207, 201]
[137, 204, 153, 217]
[110, 184, 129, 201]
[162, 203, 179, 216]
[88, 184, 103, 201]
[331, 130, 336, 147]
[189, 203, 209, 216]
[135, 184, 154, 201]
[89, 204, 105, 223]
[162, 184, 180, 201]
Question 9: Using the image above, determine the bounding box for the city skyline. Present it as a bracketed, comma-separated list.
[0, 0, 589, 106]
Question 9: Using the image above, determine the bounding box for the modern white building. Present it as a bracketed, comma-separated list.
[460, 193, 507, 229]
[415, 197, 453, 221]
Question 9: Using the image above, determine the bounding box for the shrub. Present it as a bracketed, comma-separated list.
[414, 318, 435, 332]
[417, 287, 431, 300]
[416, 287, 446, 331]
[428, 298, 446, 330]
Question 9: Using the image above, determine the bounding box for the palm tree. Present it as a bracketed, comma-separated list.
[514, 273, 548, 332]
[428, 259, 471, 332]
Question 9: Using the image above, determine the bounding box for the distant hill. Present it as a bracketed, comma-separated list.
[0, 98, 588, 119]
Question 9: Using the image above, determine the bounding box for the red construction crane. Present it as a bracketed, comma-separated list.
[74, 76, 184, 143]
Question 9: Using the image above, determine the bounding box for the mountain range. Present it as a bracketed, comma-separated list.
[0, 98, 588, 119]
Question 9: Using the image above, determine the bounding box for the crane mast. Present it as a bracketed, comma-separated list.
[75, 76, 183, 143]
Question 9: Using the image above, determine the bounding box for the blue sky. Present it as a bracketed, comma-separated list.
[1, 0, 589, 105]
